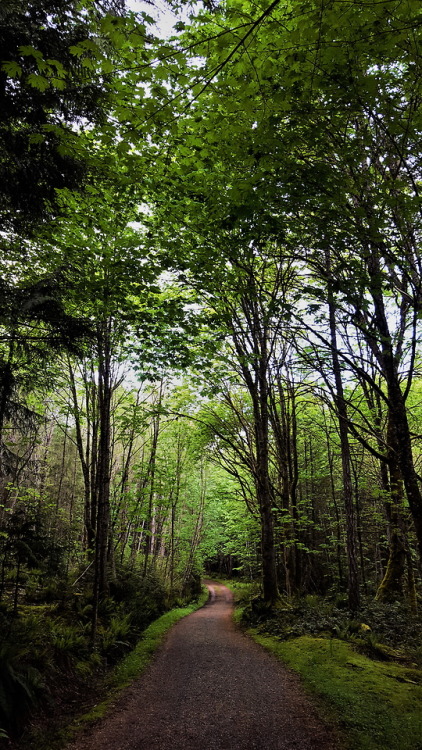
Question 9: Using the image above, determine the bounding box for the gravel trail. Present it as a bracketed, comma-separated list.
[66, 582, 338, 750]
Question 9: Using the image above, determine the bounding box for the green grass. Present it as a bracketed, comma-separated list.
[214, 578, 257, 601]
[248, 632, 422, 750]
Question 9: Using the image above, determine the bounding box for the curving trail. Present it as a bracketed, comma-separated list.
[67, 582, 337, 750]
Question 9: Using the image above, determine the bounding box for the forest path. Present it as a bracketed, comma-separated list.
[67, 582, 337, 750]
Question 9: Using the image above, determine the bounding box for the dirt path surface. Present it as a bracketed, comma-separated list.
[66, 582, 338, 750]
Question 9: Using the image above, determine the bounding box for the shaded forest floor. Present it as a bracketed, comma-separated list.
[224, 580, 422, 750]
[1, 571, 206, 750]
[241, 590, 422, 665]
[4, 578, 422, 750]
[64, 581, 338, 750]
[18, 596, 209, 750]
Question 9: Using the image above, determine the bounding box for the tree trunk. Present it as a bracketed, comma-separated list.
[92, 320, 113, 642]
[376, 416, 408, 602]
[327, 286, 360, 611]
[143, 383, 162, 578]
[364, 246, 422, 566]
[68, 361, 95, 554]
[254, 374, 279, 603]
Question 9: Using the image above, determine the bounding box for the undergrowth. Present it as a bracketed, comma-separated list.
[242, 593, 422, 664]
[34, 585, 209, 750]
[0, 563, 202, 746]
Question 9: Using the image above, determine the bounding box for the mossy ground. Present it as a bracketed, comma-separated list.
[248, 630, 422, 750]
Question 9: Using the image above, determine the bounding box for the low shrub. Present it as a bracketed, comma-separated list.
[240, 592, 422, 663]
[0, 644, 44, 736]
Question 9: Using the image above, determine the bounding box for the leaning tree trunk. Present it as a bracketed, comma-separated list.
[365, 251, 422, 568]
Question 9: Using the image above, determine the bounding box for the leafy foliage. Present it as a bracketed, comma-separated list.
[1, 0, 422, 742]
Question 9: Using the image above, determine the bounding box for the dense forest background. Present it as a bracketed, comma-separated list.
[1, 0, 422, 743]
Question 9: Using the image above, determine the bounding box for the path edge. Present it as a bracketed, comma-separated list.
[51, 586, 210, 750]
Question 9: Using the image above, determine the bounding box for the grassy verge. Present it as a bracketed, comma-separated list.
[42, 587, 210, 749]
[248, 628, 422, 750]
[111, 587, 209, 690]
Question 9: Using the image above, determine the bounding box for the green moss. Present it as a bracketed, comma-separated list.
[232, 606, 245, 625]
[249, 632, 422, 750]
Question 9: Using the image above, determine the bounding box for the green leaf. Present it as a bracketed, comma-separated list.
[69, 45, 84, 57]
[26, 73, 50, 91]
[1, 61, 22, 78]
[19, 44, 43, 60]
[28, 133, 45, 145]
[51, 77, 66, 90]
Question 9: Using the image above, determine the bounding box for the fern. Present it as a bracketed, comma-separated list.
[0, 645, 43, 734]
